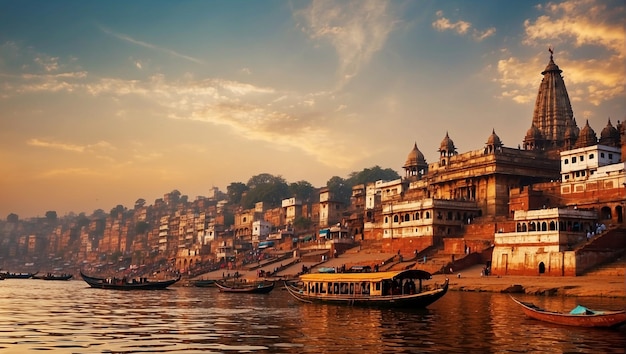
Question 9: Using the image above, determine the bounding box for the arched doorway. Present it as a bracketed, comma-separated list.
[616, 205, 623, 223]
[600, 206, 612, 220]
[538, 262, 545, 274]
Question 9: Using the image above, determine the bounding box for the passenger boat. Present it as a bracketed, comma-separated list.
[32, 273, 73, 280]
[510, 296, 626, 328]
[80, 271, 181, 290]
[214, 279, 275, 294]
[284, 269, 448, 308]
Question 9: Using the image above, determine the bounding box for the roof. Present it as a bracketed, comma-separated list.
[300, 269, 432, 283]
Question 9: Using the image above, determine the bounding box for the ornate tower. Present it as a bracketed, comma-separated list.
[524, 49, 578, 151]
[403, 142, 428, 180]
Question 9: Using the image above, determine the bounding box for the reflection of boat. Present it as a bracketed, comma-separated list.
[33, 273, 73, 281]
[214, 280, 275, 294]
[80, 271, 181, 290]
[510, 296, 626, 328]
[285, 269, 448, 308]
[192, 279, 215, 287]
[1, 271, 38, 279]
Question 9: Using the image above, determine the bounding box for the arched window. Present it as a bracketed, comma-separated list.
[522, 223, 527, 232]
[404, 214, 410, 222]
[549, 221, 556, 231]
[517, 223, 522, 232]
[384, 216, 388, 224]
[414, 212, 420, 220]
[393, 215, 399, 223]
[425, 211, 431, 219]
[529, 222, 536, 231]
[541, 222, 547, 231]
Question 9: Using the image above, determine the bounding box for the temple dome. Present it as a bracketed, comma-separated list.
[486, 129, 503, 147]
[574, 120, 597, 148]
[600, 118, 619, 145]
[525, 124, 542, 140]
[404, 142, 427, 168]
[439, 132, 456, 153]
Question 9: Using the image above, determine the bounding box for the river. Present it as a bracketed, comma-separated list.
[0, 279, 624, 353]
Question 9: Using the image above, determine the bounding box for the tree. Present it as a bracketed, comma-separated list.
[45, 211, 57, 221]
[348, 165, 400, 185]
[227, 182, 248, 204]
[135, 221, 150, 235]
[134, 198, 146, 209]
[326, 176, 351, 206]
[288, 180, 317, 203]
[241, 173, 290, 209]
[6, 213, 18, 223]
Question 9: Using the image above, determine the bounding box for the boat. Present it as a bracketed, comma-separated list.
[192, 279, 216, 287]
[0, 271, 38, 279]
[284, 269, 449, 308]
[214, 279, 275, 294]
[510, 296, 626, 328]
[32, 273, 73, 281]
[80, 271, 181, 290]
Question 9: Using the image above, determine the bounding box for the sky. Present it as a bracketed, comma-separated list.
[0, 0, 624, 219]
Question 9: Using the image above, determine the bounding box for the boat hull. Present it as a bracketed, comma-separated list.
[285, 278, 449, 308]
[214, 280, 275, 294]
[511, 296, 626, 328]
[80, 271, 180, 290]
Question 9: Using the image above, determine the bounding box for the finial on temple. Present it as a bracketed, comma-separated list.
[548, 46, 554, 60]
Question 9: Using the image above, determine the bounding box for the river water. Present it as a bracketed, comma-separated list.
[0, 279, 624, 353]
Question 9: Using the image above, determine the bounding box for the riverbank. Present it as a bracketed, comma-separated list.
[431, 265, 625, 298]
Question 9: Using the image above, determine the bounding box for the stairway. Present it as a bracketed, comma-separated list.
[582, 256, 626, 276]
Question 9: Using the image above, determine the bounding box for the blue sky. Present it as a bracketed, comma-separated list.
[1, 0, 624, 218]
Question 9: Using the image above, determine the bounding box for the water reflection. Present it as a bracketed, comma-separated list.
[0, 280, 623, 353]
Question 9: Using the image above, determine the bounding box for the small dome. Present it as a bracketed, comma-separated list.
[600, 119, 619, 139]
[439, 132, 456, 153]
[525, 124, 542, 140]
[404, 142, 426, 168]
[574, 120, 597, 148]
[564, 119, 578, 140]
[486, 129, 503, 147]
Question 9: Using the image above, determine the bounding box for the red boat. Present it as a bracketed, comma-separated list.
[511, 296, 626, 328]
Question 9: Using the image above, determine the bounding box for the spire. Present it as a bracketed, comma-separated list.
[527, 48, 578, 150]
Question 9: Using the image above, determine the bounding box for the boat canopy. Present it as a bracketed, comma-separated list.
[300, 269, 432, 283]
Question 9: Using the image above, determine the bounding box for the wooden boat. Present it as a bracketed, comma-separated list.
[284, 269, 448, 308]
[214, 279, 275, 294]
[192, 279, 215, 287]
[80, 271, 181, 290]
[510, 296, 626, 328]
[32, 273, 73, 280]
[0, 271, 38, 279]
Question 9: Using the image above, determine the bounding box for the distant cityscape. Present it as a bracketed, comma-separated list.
[1, 52, 625, 278]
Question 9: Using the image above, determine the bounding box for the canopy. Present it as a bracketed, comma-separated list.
[300, 269, 432, 283]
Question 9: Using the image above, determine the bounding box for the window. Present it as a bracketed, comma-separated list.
[581, 171, 586, 176]
[564, 159, 569, 164]
[601, 152, 605, 158]
[589, 153, 594, 159]
[564, 175, 569, 180]
[580, 155, 584, 161]
[572, 156, 577, 163]
[609, 153, 613, 159]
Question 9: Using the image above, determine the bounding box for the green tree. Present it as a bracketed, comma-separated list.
[6, 213, 18, 223]
[227, 182, 248, 204]
[242, 173, 289, 209]
[45, 210, 58, 221]
[347, 165, 400, 185]
[288, 180, 317, 203]
[326, 176, 351, 206]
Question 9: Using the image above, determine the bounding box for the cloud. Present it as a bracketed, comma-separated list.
[432, 11, 496, 42]
[497, 0, 625, 106]
[27, 138, 114, 153]
[296, 0, 396, 87]
[99, 25, 205, 64]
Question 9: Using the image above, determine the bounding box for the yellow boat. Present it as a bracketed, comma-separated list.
[285, 269, 448, 308]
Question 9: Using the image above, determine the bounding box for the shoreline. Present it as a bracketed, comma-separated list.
[431, 269, 626, 298]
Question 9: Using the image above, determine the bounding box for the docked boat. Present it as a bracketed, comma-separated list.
[80, 271, 181, 290]
[284, 269, 448, 308]
[214, 279, 275, 294]
[510, 296, 626, 328]
[0, 271, 38, 279]
[32, 273, 73, 281]
[192, 279, 216, 287]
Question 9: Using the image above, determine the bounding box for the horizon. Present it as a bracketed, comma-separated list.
[1, 0, 624, 218]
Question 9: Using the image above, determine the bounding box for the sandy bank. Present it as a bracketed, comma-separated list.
[431, 265, 625, 298]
